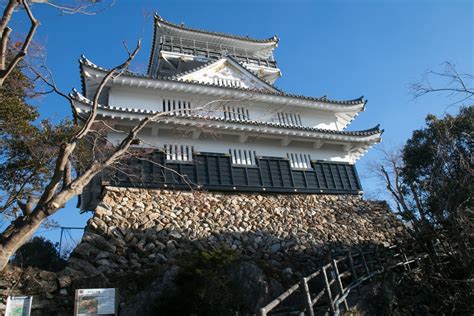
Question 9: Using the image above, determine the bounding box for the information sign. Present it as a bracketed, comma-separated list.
[5, 296, 32, 316]
[74, 288, 117, 316]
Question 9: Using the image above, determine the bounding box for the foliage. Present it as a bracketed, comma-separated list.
[152, 248, 251, 315]
[0, 59, 76, 220]
[378, 106, 473, 312]
[11, 236, 66, 272]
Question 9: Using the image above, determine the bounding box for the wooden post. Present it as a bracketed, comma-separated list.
[347, 250, 358, 282]
[300, 277, 314, 316]
[322, 266, 334, 313]
[375, 247, 383, 272]
[402, 250, 411, 270]
[360, 250, 370, 276]
[333, 259, 349, 312]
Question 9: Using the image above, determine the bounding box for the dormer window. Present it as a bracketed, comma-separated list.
[164, 144, 194, 162]
[277, 112, 303, 127]
[287, 153, 312, 169]
[223, 106, 250, 121]
[229, 149, 256, 166]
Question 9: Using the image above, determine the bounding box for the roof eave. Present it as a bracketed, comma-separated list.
[79, 57, 366, 112]
[70, 92, 382, 144]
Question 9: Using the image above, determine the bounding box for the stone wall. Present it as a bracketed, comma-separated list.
[68, 187, 406, 278]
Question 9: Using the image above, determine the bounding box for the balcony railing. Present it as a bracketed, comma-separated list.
[159, 35, 278, 69]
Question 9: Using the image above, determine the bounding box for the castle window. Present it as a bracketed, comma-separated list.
[287, 153, 312, 169]
[164, 144, 194, 162]
[223, 106, 250, 121]
[213, 77, 242, 87]
[277, 112, 303, 127]
[162, 99, 192, 115]
[229, 149, 256, 166]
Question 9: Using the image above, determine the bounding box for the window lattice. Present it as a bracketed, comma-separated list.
[287, 153, 312, 169]
[164, 144, 194, 162]
[277, 112, 303, 126]
[223, 106, 250, 121]
[162, 99, 192, 114]
[213, 78, 242, 88]
[229, 149, 256, 166]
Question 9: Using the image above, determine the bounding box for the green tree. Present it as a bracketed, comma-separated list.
[11, 236, 66, 271]
[375, 63, 473, 312]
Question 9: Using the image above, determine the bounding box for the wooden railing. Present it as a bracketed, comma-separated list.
[259, 245, 428, 316]
[160, 35, 278, 69]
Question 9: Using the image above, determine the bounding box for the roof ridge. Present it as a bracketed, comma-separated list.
[154, 12, 279, 44]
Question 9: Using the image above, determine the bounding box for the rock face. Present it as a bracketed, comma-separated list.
[0, 265, 72, 315]
[68, 187, 406, 276]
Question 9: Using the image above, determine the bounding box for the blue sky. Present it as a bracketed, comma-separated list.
[10, 0, 472, 244]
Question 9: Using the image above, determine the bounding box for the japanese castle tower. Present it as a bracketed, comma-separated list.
[72, 13, 382, 210]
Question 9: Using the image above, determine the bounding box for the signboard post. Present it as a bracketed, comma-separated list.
[74, 288, 118, 316]
[5, 296, 33, 316]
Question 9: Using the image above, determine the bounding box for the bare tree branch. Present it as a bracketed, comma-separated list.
[0, 0, 39, 86]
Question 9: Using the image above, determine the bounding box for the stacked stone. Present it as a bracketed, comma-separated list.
[0, 265, 71, 315]
[67, 187, 407, 277]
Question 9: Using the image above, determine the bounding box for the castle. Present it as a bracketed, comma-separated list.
[71, 13, 382, 210]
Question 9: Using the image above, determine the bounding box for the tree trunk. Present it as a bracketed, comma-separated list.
[0, 209, 48, 270]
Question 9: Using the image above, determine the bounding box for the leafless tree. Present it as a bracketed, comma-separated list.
[410, 61, 474, 110]
[1, 0, 117, 86]
[367, 62, 473, 312]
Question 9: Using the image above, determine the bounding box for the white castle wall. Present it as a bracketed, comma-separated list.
[107, 125, 352, 163]
[108, 86, 341, 130]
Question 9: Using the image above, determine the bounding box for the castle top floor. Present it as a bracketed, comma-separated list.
[148, 13, 281, 83]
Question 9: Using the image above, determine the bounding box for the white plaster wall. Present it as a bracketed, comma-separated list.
[108, 86, 340, 130]
[107, 125, 351, 163]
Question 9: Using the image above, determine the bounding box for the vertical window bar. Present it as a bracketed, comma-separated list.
[246, 109, 250, 120]
[290, 113, 296, 126]
[237, 149, 242, 165]
[172, 145, 176, 160]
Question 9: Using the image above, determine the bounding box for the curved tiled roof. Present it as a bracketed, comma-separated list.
[154, 13, 279, 44]
[79, 56, 366, 107]
[70, 91, 382, 138]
